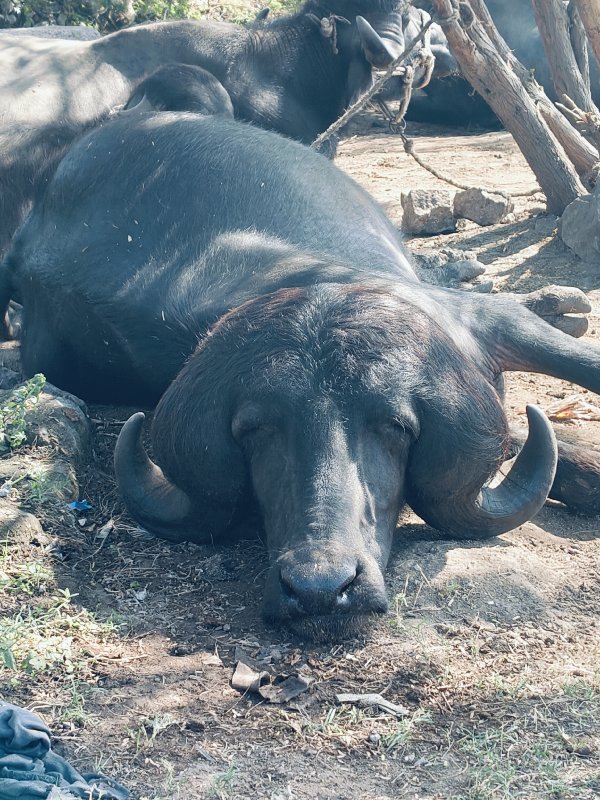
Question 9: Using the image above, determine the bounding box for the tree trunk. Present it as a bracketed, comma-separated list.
[573, 0, 600, 69]
[429, 0, 586, 215]
[469, 0, 599, 179]
[531, 0, 596, 113]
[567, 1, 590, 96]
[538, 100, 599, 179]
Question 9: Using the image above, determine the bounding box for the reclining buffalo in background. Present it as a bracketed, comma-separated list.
[405, 0, 600, 127]
[0, 0, 407, 258]
[2, 112, 599, 638]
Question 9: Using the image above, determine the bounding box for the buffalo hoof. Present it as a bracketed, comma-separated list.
[517, 285, 591, 338]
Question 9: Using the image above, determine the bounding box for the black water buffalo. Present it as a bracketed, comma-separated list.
[0, 0, 406, 257]
[3, 114, 599, 637]
[376, 5, 461, 121]
[406, 0, 600, 127]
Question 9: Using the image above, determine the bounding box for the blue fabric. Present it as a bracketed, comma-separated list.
[0, 703, 129, 800]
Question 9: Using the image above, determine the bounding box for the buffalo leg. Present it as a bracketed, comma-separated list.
[509, 427, 600, 515]
[459, 293, 600, 395]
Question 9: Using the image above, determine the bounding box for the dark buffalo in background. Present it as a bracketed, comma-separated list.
[404, 0, 600, 127]
[3, 113, 599, 638]
[376, 4, 459, 99]
[0, 0, 406, 258]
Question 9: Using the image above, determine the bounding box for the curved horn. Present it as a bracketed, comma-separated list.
[122, 93, 155, 114]
[356, 15, 403, 66]
[408, 405, 558, 539]
[114, 412, 192, 538]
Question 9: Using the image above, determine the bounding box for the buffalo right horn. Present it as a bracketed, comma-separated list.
[356, 15, 402, 67]
[408, 405, 558, 539]
[114, 412, 192, 539]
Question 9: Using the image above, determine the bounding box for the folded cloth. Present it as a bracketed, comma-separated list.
[0, 703, 129, 800]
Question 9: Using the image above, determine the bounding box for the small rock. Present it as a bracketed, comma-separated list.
[454, 188, 513, 226]
[559, 189, 600, 262]
[231, 661, 269, 693]
[0, 503, 46, 542]
[401, 189, 456, 235]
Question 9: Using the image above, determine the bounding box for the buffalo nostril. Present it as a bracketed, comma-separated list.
[279, 564, 360, 615]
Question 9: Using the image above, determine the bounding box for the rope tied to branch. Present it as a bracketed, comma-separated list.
[311, 9, 542, 202]
[311, 15, 435, 150]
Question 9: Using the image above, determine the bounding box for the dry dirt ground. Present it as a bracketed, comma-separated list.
[1, 117, 599, 800]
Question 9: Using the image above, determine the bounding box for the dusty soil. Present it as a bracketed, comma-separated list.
[1, 117, 599, 800]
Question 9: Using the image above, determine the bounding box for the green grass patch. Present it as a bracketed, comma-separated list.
[0, 373, 45, 452]
[0, 586, 118, 678]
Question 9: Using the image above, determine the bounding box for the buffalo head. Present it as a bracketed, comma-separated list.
[305, 0, 405, 68]
[115, 284, 557, 639]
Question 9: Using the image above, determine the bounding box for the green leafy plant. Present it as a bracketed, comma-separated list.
[133, 0, 196, 23]
[0, 373, 45, 452]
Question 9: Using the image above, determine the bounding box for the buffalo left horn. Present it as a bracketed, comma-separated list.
[114, 412, 192, 538]
[408, 405, 558, 539]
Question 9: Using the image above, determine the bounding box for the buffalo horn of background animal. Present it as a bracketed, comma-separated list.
[356, 15, 402, 66]
[122, 93, 154, 113]
[115, 412, 192, 533]
[408, 405, 558, 538]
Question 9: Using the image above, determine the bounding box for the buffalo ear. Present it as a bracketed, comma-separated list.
[356, 15, 402, 67]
